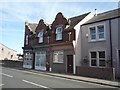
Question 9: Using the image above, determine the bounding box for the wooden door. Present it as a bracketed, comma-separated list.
[67, 55, 73, 73]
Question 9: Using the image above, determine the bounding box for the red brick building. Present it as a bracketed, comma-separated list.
[22, 12, 90, 73]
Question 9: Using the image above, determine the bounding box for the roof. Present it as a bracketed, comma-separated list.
[83, 8, 120, 25]
[68, 12, 90, 29]
[27, 23, 38, 33]
[0, 43, 17, 52]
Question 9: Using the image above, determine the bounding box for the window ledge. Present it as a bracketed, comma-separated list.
[88, 39, 106, 43]
[53, 62, 64, 64]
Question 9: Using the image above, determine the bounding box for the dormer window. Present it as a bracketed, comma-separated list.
[26, 35, 28, 45]
[38, 32, 43, 43]
[56, 27, 62, 40]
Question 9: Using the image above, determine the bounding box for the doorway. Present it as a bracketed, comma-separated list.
[67, 55, 73, 73]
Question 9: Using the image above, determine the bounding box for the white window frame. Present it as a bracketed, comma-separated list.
[97, 25, 105, 40]
[89, 51, 106, 67]
[89, 27, 97, 41]
[56, 27, 62, 40]
[38, 32, 43, 43]
[88, 24, 106, 42]
[26, 35, 28, 45]
[53, 51, 64, 63]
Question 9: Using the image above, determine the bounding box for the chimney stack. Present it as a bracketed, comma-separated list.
[95, 9, 97, 16]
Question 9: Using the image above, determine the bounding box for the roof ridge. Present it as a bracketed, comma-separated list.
[69, 12, 91, 19]
[97, 8, 120, 16]
[0, 43, 17, 52]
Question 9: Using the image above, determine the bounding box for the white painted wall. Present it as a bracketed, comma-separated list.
[0, 43, 18, 60]
[74, 12, 94, 66]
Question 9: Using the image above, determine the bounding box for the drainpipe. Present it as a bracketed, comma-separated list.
[109, 20, 113, 67]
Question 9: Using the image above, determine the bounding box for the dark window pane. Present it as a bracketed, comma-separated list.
[99, 60, 106, 66]
[91, 52, 96, 58]
[91, 60, 97, 66]
[99, 51, 105, 58]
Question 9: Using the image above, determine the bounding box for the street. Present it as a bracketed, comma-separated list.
[0, 66, 118, 89]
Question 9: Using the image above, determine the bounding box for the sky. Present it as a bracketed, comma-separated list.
[0, 1, 119, 54]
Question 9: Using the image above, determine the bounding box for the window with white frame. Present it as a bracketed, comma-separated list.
[99, 51, 106, 67]
[90, 51, 106, 67]
[97, 25, 105, 40]
[90, 27, 96, 40]
[26, 35, 28, 45]
[38, 32, 43, 43]
[53, 51, 63, 63]
[89, 25, 105, 41]
[90, 52, 97, 66]
[56, 27, 62, 40]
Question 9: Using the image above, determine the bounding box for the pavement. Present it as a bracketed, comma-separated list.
[21, 68, 120, 88]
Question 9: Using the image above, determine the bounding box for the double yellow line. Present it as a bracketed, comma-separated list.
[0, 83, 4, 86]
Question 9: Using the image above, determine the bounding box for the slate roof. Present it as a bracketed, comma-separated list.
[68, 12, 90, 29]
[83, 8, 120, 25]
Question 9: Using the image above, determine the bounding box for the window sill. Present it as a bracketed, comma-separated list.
[88, 39, 106, 43]
[53, 62, 64, 64]
[90, 66, 107, 68]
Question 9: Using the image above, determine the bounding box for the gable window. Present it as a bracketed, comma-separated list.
[90, 27, 96, 40]
[90, 51, 106, 67]
[26, 35, 28, 45]
[53, 51, 63, 63]
[38, 32, 43, 43]
[56, 27, 62, 40]
[97, 25, 105, 40]
[89, 24, 105, 41]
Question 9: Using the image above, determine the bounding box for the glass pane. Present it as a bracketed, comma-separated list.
[39, 37, 43, 42]
[99, 33, 104, 39]
[99, 51, 105, 58]
[53, 51, 63, 63]
[56, 27, 62, 33]
[91, 60, 97, 66]
[98, 26, 104, 33]
[91, 52, 96, 58]
[99, 60, 106, 66]
[91, 34, 96, 40]
[56, 34, 62, 40]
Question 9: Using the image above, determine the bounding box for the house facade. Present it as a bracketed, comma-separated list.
[80, 8, 120, 78]
[22, 12, 91, 74]
[23, 8, 120, 78]
[0, 43, 18, 60]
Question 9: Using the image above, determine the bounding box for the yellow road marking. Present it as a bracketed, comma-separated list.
[0, 84, 4, 86]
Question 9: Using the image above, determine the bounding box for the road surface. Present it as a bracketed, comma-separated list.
[0, 66, 118, 90]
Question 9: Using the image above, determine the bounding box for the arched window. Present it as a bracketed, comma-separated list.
[56, 27, 62, 40]
[38, 32, 43, 43]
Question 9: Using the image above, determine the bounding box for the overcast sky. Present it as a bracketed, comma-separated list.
[0, 1, 119, 54]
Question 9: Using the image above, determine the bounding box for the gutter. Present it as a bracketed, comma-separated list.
[109, 20, 113, 67]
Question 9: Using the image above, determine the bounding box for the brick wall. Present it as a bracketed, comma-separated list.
[2, 60, 23, 68]
[76, 66, 115, 80]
